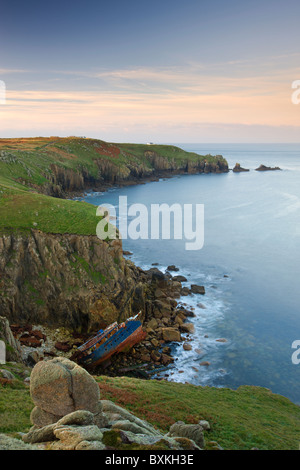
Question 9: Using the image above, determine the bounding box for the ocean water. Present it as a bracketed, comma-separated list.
[83, 143, 300, 404]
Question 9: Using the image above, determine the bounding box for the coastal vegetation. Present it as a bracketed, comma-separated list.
[1, 363, 300, 450]
[0, 137, 228, 235]
[1, 137, 299, 451]
[0, 136, 228, 331]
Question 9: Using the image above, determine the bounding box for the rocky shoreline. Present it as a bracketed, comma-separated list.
[3, 262, 207, 379]
[0, 148, 232, 380]
[2, 155, 281, 380]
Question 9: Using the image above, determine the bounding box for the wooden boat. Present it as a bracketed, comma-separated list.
[70, 313, 146, 367]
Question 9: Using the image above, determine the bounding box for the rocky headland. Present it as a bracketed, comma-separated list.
[0, 137, 217, 377]
[0, 138, 229, 199]
[0, 139, 285, 376]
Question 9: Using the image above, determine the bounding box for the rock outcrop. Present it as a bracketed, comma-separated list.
[232, 163, 249, 172]
[29, 357, 102, 424]
[0, 230, 142, 332]
[255, 164, 281, 171]
[19, 358, 205, 450]
[191, 284, 206, 295]
[0, 316, 23, 362]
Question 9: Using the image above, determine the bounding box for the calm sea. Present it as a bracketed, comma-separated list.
[83, 143, 300, 404]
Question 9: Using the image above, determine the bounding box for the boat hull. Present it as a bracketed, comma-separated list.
[76, 320, 146, 367]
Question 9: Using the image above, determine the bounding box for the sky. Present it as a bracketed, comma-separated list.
[0, 0, 300, 143]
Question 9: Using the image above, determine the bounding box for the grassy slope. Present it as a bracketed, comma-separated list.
[0, 137, 224, 235]
[0, 370, 300, 450]
[97, 376, 300, 450]
[0, 188, 99, 236]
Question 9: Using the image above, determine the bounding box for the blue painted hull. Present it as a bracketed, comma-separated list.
[74, 319, 146, 367]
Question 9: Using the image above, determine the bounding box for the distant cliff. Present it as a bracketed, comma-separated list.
[0, 137, 229, 198]
[0, 137, 228, 332]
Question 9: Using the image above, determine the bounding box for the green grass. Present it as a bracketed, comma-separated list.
[96, 375, 300, 450]
[0, 388, 32, 435]
[0, 137, 221, 192]
[0, 186, 100, 235]
[0, 136, 227, 236]
[1, 371, 299, 449]
[117, 143, 224, 166]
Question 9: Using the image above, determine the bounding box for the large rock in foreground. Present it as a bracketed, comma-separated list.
[20, 356, 207, 450]
[30, 357, 100, 421]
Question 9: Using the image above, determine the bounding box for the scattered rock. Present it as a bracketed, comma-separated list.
[54, 341, 72, 352]
[53, 425, 103, 450]
[55, 410, 95, 427]
[0, 369, 15, 380]
[232, 163, 249, 172]
[172, 275, 187, 282]
[75, 440, 106, 450]
[161, 328, 182, 342]
[147, 318, 158, 330]
[19, 334, 41, 348]
[168, 422, 205, 449]
[167, 265, 179, 272]
[22, 423, 57, 444]
[181, 287, 191, 296]
[111, 419, 155, 436]
[255, 164, 281, 171]
[0, 434, 40, 450]
[180, 323, 195, 334]
[27, 351, 41, 366]
[191, 285, 205, 295]
[160, 353, 174, 365]
[197, 303, 206, 309]
[101, 400, 161, 436]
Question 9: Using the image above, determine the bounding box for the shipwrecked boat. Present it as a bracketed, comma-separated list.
[70, 313, 146, 367]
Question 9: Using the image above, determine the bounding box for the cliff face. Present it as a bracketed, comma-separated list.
[0, 138, 229, 335]
[144, 151, 228, 174]
[41, 150, 229, 197]
[0, 230, 146, 332]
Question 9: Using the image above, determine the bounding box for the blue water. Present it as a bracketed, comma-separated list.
[83, 143, 300, 404]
